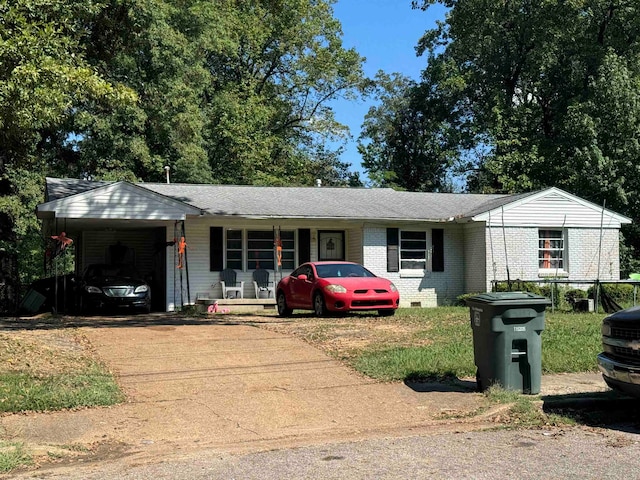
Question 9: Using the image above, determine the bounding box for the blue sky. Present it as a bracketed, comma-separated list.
[329, 1, 447, 179]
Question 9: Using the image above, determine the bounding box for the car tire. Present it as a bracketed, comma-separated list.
[313, 292, 326, 317]
[277, 292, 292, 317]
[378, 309, 395, 317]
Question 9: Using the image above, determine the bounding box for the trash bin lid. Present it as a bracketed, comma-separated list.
[467, 291, 551, 305]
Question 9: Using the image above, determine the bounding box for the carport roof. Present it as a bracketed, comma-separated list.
[44, 177, 528, 222]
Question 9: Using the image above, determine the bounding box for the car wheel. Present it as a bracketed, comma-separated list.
[378, 309, 395, 317]
[313, 292, 326, 317]
[277, 292, 292, 317]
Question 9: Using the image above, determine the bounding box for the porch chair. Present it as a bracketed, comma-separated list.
[220, 268, 244, 299]
[252, 268, 275, 299]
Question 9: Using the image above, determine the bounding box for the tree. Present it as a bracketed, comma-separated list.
[0, 0, 135, 311]
[0, 0, 367, 310]
[358, 71, 467, 192]
[73, 0, 367, 186]
[411, 1, 640, 195]
[410, 0, 640, 268]
[201, 0, 367, 186]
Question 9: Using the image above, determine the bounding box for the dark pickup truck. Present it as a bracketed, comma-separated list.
[597, 306, 640, 398]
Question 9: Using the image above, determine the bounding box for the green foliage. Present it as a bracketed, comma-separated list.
[405, 0, 640, 282]
[492, 281, 543, 296]
[564, 288, 588, 307]
[0, 0, 368, 302]
[350, 307, 603, 382]
[197, 0, 367, 186]
[0, 364, 124, 413]
[358, 71, 461, 192]
[619, 231, 640, 279]
[74, 0, 368, 186]
[0, 0, 138, 298]
[587, 283, 635, 304]
[0, 442, 31, 473]
[455, 292, 482, 307]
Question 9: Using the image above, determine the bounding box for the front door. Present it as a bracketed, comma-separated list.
[318, 230, 345, 261]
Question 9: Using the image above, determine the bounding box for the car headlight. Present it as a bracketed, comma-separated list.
[135, 285, 149, 294]
[602, 322, 612, 336]
[85, 286, 102, 294]
[389, 283, 398, 292]
[324, 284, 347, 294]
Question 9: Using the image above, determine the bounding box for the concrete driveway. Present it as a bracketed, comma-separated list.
[1, 318, 493, 464]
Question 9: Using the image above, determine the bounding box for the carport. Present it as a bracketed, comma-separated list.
[36, 178, 203, 312]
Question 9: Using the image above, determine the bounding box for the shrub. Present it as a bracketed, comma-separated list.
[587, 283, 635, 304]
[492, 281, 542, 295]
[455, 292, 482, 306]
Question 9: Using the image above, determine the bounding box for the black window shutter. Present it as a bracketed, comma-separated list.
[387, 228, 399, 272]
[298, 229, 311, 264]
[432, 228, 444, 272]
[210, 227, 223, 271]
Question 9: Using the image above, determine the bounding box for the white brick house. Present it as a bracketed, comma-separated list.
[37, 178, 631, 310]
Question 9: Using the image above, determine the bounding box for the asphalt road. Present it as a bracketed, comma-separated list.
[10, 426, 640, 480]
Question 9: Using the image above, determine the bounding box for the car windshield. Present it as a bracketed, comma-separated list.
[315, 263, 375, 279]
[85, 264, 140, 279]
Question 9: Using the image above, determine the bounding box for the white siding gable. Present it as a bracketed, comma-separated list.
[472, 188, 631, 228]
[38, 182, 201, 220]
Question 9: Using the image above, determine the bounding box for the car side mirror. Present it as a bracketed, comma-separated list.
[297, 274, 308, 281]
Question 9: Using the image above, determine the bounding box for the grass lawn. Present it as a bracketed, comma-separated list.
[0, 328, 125, 472]
[0, 330, 124, 415]
[258, 306, 604, 382]
[356, 307, 603, 381]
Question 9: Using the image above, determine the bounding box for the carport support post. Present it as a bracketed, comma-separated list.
[182, 221, 191, 306]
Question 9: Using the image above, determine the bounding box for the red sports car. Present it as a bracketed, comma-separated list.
[276, 261, 400, 317]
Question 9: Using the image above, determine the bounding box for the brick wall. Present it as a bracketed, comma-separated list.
[484, 226, 621, 290]
[363, 225, 466, 307]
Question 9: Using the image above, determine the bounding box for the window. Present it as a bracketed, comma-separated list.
[219, 229, 296, 271]
[247, 230, 295, 270]
[278, 231, 295, 270]
[539, 229, 564, 271]
[226, 230, 243, 269]
[400, 231, 428, 270]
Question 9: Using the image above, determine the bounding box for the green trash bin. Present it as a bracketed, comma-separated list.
[465, 292, 551, 394]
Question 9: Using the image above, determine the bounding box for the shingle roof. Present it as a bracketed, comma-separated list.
[45, 177, 110, 202]
[44, 177, 519, 222]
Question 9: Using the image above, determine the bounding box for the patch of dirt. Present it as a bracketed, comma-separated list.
[249, 313, 434, 360]
[0, 329, 96, 377]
